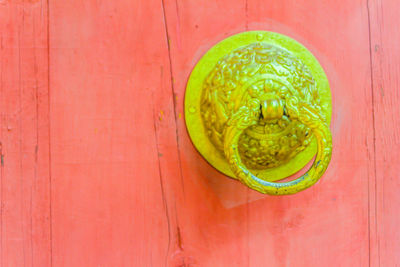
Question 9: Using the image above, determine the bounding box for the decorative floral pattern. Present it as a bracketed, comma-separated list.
[199, 42, 332, 195]
[201, 43, 324, 170]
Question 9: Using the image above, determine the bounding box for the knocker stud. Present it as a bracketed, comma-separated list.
[185, 31, 332, 195]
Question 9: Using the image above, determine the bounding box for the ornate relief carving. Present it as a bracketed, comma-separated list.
[200, 43, 325, 170]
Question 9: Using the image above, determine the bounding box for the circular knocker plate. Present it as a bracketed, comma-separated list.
[185, 31, 332, 194]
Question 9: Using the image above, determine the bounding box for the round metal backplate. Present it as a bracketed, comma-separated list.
[185, 31, 332, 182]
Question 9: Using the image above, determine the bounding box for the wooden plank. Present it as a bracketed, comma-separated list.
[244, 1, 374, 266]
[163, 0, 375, 266]
[48, 0, 175, 266]
[368, 0, 400, 266]
[161, 1, 253, 266]
[3, 0, 396, 265]
[0, 1, 51, 266]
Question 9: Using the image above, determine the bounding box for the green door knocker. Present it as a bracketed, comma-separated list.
[185, 31, 332, 195]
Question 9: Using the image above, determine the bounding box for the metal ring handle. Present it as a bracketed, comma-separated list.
[223, 97, 332, 195]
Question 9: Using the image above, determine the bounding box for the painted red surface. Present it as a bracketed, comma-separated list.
[0, 0, 399, 266]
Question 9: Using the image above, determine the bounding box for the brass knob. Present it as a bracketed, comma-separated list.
[185, 31, 332, 195]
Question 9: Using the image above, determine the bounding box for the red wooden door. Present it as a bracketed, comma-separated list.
[1, 0, 399, 266]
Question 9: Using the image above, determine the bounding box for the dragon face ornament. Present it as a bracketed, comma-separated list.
[185, 31, 332, 195]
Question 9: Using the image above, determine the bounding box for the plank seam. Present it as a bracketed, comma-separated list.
[160, 0, 186, 196]
[366, 0, 380, 266]
[46, 0, 53, 265]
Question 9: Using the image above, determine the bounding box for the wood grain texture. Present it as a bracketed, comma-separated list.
[48, 0, 173, 266]
[163, 0, 375, 266]
[245, 1, 373, 266]
[368, 0, 400, 266]
[0, 0, 399, 266]
[0, 0, 51, 267]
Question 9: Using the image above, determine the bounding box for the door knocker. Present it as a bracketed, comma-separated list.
[185, 31, 332, 195]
